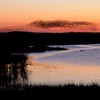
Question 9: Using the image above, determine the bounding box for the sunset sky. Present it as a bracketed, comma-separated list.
[0, 0, 100, 32]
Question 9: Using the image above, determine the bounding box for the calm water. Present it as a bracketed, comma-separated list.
[1, 44, 100, 86]
[26, 44, 100, 85]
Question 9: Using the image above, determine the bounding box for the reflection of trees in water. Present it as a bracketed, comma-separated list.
[0, 54, 28, 85]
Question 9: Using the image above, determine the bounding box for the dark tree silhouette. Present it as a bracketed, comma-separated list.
[0, 54, 28, 85]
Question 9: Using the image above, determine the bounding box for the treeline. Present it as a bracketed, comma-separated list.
[0, 31, 100, 53]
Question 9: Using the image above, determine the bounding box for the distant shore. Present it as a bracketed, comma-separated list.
[0, 31, 100, 53]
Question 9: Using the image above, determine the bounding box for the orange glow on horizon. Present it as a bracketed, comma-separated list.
[0, 0, 100, 32]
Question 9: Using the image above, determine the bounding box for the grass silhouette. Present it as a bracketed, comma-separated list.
[0, 83, 100, 98]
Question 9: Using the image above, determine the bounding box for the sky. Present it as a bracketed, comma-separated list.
[0, 0, 100, 32]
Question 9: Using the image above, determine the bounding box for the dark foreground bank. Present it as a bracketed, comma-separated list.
[0, 84, 100, 98]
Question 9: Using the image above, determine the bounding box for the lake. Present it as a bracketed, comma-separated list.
[26, 44, 100, 86]
[1, 44, 100, 86]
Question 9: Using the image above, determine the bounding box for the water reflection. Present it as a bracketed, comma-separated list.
[1, 44, 100, 86]
[27, 44, 100, 85]
[0, 54, 28, 85]
[28, 59, 100, 85]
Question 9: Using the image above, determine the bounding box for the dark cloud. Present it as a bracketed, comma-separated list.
[29, 20, 94, 28]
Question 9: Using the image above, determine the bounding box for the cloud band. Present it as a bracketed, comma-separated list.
[30, 20, 94, 28]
